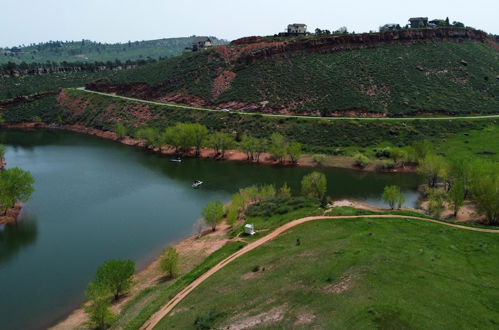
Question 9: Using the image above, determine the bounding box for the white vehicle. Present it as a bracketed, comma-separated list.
[220, 108, 230, 113]
[192, 180, 203, 188]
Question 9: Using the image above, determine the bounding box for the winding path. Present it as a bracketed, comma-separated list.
[140, 214, 499, 330]
[73, 88, 499, 122]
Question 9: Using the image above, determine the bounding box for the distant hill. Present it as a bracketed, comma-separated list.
[0, 36, 228, 64]
[86, 28, 499, 117]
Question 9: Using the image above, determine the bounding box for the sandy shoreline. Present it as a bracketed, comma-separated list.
[0, 122, 416, 173]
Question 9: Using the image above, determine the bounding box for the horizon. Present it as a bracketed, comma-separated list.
[2, 0, 498, 48]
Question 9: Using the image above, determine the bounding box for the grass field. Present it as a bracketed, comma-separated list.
[158, 217, 499, 329]
[435, 124, 499, 162]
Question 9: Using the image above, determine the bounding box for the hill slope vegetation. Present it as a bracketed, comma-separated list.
[158, 217, 499, 329]
[88, 28, 499, 117]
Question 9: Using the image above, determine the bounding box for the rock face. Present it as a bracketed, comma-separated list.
[234, 28, 492, 66]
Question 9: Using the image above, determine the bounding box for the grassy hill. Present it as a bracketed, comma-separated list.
[157, 215, 499, 329]
[0, 37, 227, 64]
[88, 28, 499, 117]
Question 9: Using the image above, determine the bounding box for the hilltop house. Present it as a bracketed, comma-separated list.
[279, 23, 307, 37]
[429, 19, 445, 27]
[381, 23, 400, 31]
[409, 17, 428, 28]
[191, 37, 212, 52]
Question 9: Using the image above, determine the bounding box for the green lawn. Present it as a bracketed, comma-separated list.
[158, 217, 499, 329]
[436, 124, 499, 162]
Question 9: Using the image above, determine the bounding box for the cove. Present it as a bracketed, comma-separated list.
[0, 129, 421, 330]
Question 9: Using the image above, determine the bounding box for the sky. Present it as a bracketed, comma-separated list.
[1, 0, 498, 47]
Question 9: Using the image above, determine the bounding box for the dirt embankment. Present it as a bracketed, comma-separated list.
[0, 203, 23, 225]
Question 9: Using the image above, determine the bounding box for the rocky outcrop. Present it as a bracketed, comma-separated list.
[0, 91, 57, 107]
[235, 28, 494, 66]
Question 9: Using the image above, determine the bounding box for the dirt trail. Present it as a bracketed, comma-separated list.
[141, 214, 499, 330]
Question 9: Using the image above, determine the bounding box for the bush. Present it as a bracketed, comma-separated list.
[353, 153, 370, 168]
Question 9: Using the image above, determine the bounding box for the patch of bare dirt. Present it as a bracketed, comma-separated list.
[212, 70, 236, 99]
[323, 275, 355, 294]
[225, 306, 285, 330]
[294, 312, 316, 326]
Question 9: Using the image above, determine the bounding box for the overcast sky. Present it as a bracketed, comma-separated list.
[2, 0, 498, 47]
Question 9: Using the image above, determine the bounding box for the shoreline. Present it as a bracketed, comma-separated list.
[51, 223, 232, 330]
[0, 122, 416, 174]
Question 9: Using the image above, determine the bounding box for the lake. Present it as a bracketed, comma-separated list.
[0, 129, 421, 330]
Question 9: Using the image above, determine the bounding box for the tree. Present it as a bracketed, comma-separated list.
[0, 144, 6, 171]
[413, 140, 433, 159]
[445, 17, 450, 26]
[188, 123, 208, 157]
[353, 153, 370, 168]
[426, 188, 447, 218]
[470, 171, 499, 225]
[240, 135, 258, 161]
[202, 200, 225, 231]
[94, 260, 135, 300]
[390, 147, 408, 167]
[452, 21, 465, 28]
[114, 123, 127, 139]
[301, 172, 327, 200]
[160, 247, 180, 279]
[84, 282, 116, 330]
[312, 154, 327, 166]
[382, 185, 403, 210]
[417, 154, 448, 187]
[287, 142, 302, 164]
[278, 183, 292, 198]
[0, 167, 35, 214]
[137, 127, 160, 147]
[269, 133, 288, 164]
[208, 132, 235, 159]
[448, 181, 465, 217]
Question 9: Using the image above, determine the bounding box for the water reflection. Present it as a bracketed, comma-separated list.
[0, 218, 38, 266]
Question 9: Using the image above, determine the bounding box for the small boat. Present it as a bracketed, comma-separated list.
[192, 180, 203, 188]
[170, 157, 182, 163]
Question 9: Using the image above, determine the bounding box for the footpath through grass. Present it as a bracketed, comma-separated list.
[158, 216, 499, 329]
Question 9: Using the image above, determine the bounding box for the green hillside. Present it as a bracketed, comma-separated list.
[0, 37, 226, 64]
[158, 216, 499, 329]
[91, 32, 499, 117]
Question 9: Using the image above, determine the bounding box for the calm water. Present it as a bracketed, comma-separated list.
[0, 129, 421, 330]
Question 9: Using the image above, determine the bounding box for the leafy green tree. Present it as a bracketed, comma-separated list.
[417, 154, 448, 187]
[427, 189, 447, 218]
[448, 181, 465, 217]
[202, 200, 225, 231]
[287, 142, 302, 164]
[269, 133, 288, 164]
[301, 172, 327, 200]
[240, 135, 258, 161]
[278, 183, 292, 198]
[312, 154, 327, 166]
[382, 185, 403, 209]
[413, 140, 433, 159]
[0, 144, 6, 170]
[84, 282, 116, 330]
[114, 123, 127, 139]
[390, 147, 408, 167]
[254, 138, 268, 163]
[94, 260, 135, 300]
[353, 153, 370, 168]
[137, 127, 160, 147]
[0, 167, 35, 214]
[208, 132, 235, 159]
[188, 123, 208, 157]
[470, 167, 499, 225]
[160, 247, 180, 279]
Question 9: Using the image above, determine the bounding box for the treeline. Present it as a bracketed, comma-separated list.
[378, 140, 499, 225]
[116, 123, 303, 164]
[0, 58, 159, 77]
